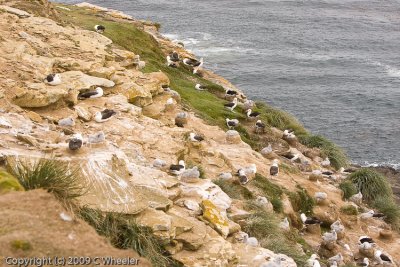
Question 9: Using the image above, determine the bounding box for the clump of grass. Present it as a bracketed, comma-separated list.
[244, 208, 307, 266]
[349, 168, 392, 203]
[340, 205, 358, 215]
[251, 174, 284, 212]
[299, 135, 348, 170]
[372, 197, 400, 230]
[79, 207, 178, 266]
[11, 240, 32, 251]
[6, 158, 84, 207]
[280, 163, 300, 174]
[288, 186, 315, 215]
[339, 180, 358, 200]
[255, 102, 308, 137]
[214, 179, 254, 200]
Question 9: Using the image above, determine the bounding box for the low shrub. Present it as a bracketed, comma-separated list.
[372, 197, 400, 231]
[214, 179, 254, 200]
[299, 135, 348, 170]
[339, 180, 358, 200]
[288, 186, 315, 215]
[79, 208, 178, 266]
[7, 158, 85, 207]
[349, 169, 392, 203]
[340, 205, 358, 215]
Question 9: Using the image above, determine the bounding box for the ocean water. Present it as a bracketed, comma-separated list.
[56, 0, 400, 169]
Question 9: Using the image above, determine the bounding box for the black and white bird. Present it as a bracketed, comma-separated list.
[358, 236, 375, 245]
[283, 129, 294, 138]
[279, 217, 290, 231]
[372, 212, 385, 219]
[359, 210, 374, 220]
[224, 97, 238, 112]
[78, 87, 103, 100]
[169, 51, 180, 62]
[189, 132, 204, 142]
[162, 84, 171, 92]
[246, 109, 261, 119]
[349, 191, 363, 204]
[183, 57, 203, 67]
[169, 160, 186, 176]
[237, 169, 248, 185]
[226, 118, 239, 129]
[68, 133, 83, 151]
[195, 84, 207, 91]
[270, 159, 279, 176]
[44, 73, 61, 85]
[374, 250, 392, 265]
[94, 109, 116, 123]
[301, 213, 322, 225]
[255, 120, 266, 133]
[225, 88, 238, 96]
[167, 55, 178, 68]
[94, 24, 105, 33]
[356, 258, 369, 267]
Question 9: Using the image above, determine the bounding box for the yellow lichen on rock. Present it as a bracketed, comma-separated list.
[0, 169, 24, 194]
[201, 199, 229, 238]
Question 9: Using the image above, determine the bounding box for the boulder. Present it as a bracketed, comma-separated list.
[0, 5, 31, 18]
[201, 200, 230, 238]
[180, 167, 200, 183]
[226, 130, 241, 144]
[135, 208, 172, 232]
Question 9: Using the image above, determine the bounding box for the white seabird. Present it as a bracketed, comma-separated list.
[321, 157, 331, 167]
[255, 120, 266, 133]
[225, 88, 238, 96]
[330, 220, 344, 233]
[349, 191, 363, 204]
[167, 55, 178, 68]
[357, 258, 369, 267]
[78, 87, 103, 100]
[358, 235, 374, 245]
[226, 118, 239, 129]
[195, 84, 207, 91]
[224, 97, 238, 112]
[301, 213, 322, 225]
[189, 132, 204, 142]
[183, 57, 203, 67]
[322, 230, 337, 243]
[328, 254, 343, 266]
[44, 73, 61, 86]
[245, 163, 257, 176]
[88, 131, 105, 144]
[58, 117, 75, 127]
[94, 109, 116, 123]
[169, 160, 185, 176]
[246, 109, 261, 119]
[279, 217, 290, 231]
[270, 159, 279, 176]
[68, 133, 83, 151]
[374, 250, 392, 265]
[314, 192, 328, 203]
[307, 254, 320, 267]
[94, 24, 105, 33]
[237, 169, 248, 185]
[169, 51, 179, 62]
[359, 210, 374, 220]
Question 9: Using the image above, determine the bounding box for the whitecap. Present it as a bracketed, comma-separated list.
[369, 61, 400, 77]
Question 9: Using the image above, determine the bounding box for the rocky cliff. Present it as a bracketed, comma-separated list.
[0, 1, 399, 267]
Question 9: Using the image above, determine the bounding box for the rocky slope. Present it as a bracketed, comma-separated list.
[0, 1, 399, 267]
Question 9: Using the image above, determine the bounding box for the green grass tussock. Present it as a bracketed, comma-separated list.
[250, 174, 283, 212]
[299, 135, 348, 170]
[349, 168, 392, 203]
[288, 186, 315, 216]
[7, 158, 84, 207]
[340, 205, 358, 215]
[79, 208, 179, 267]
[372, 197, 400, 231]
[214, 179, 254, 200]
[244, 208, 307, 266]
[339, 180, 358, 200]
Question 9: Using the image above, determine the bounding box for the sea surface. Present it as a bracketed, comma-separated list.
[56, 0, 400, 169]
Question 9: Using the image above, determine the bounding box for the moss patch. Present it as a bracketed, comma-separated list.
[0, 169, 24, 194]
[11, 240, 32, 251]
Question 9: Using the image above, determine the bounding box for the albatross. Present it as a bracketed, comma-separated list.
[169, 160, 186, 176]
[94, 25, 105, 33]
[270, 159, 279, 176]
[183, 57, 203, 67]
[68, 133, 83, 151]
[78, 87, 103, 100]
[226, 118, 239, 129]
[94, 109, 116, 123]
[44, 73, 61, 86]
[224, 97, 238, 112]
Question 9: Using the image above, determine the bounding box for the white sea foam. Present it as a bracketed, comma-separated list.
[370, 61, 400, 77]
[359, 161, 400, 170]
